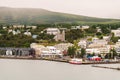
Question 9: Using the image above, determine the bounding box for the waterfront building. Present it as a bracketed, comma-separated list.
[6, 50, 13, 56]
[30, 43, 45, 56]
[41, 46, 63, 58]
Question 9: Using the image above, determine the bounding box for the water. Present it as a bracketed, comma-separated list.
[0, 59, 120, 80]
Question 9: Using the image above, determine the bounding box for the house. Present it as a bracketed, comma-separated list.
[12, 30, 21, 35]
[41, 46, 63, 58]
[86, 48, 100, 54]
[71, 26, 81, 29]
[46, 28, 60, 35]
[54, 43, 73, 55]
[6, 50, 13, 56]
[32, 35, 38, 39]
[103, 36, 110, 41]
[81, 25, 90, 30]
[96, 27, 102, 32]
[78, 40, 87, 48]
[24, 31, 32, 36]
[86, 45, 110, 54]
[26, 26, 37, 29]
[115, 48, 120, 54]
[88, 39, 108, 48]
[30, 43, 45, 56]
[111, 29, 120, 37]
[13, 25, 25, 28]
[3, 27, 7, 29]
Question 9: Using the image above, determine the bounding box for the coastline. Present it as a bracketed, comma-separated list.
[0, 56, 120, 65]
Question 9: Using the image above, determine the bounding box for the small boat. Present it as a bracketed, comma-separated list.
[69, 58, 82, 64]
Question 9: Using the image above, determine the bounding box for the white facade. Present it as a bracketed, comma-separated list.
[46, 28, 60, 35]
[103, 36, 110, 41]
[54, 43, 73, 51]
[24, 31, 31, 36]
[13, 25, 25, 28]
[78, 40, 87, 48]
[86, 48, 100, 54]
[111, 30, 120, 37]
[26, 26, 37, 29]
[41, 46, 63, 57]
[82, 25, 90, 29]
[6, 50, 12, 55]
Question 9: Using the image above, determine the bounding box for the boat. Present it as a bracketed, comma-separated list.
[69, 58, 82, 64]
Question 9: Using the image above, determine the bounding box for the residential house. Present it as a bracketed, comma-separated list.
[81, 25, 90, 30]
[111, 29, 120, 37]
[41, 46, 63, 58]
[78, 40, 87, 48]
[46, 28, 60, 35]
[24, 31, 32, 36]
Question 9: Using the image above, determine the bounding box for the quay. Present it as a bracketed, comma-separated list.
[0, 56, 120, 65]
[92, 65, 120, 70]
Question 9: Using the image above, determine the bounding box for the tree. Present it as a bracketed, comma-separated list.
[110, 48, 117, 59]
[80, 48, 86, 58]
[67, 46, 76, 58]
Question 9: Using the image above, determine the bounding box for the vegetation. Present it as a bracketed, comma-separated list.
[0, 7, 120, 24]
[67, 46, 76, 58]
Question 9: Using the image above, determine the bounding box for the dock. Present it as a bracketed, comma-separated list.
[92, 65, 120, 70]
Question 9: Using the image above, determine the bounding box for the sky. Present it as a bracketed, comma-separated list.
[0, 0, 120, 19]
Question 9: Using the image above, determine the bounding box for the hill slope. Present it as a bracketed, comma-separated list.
[0, 7, 119, 24]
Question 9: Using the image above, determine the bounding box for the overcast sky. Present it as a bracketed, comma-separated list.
[0, 0, 120, 19]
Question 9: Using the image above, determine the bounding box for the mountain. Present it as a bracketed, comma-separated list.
[0, 7, 120, 24]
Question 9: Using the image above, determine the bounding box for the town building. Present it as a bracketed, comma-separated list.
[41, 46, 63, 58]
[81, 25, 90, 30]
[13, 25, 25, 28]
[46, 28, 60, 35]
[78, 40, 87, 48]
[24, 31, 32, 36]
[111, 29, 120, 37]
[54, 30, 65, 41]
[54, 43, 73, 55]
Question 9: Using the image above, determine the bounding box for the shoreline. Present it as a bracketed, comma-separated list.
[0, 56, 120, 65]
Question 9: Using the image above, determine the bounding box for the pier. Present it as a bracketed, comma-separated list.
[92, 65, 120, 70]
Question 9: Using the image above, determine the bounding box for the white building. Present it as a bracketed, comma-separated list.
[46, 28, 60, 35]
[71, 26, 81, 29]
[111, 30, 120, 37]
[81, 25, 90, 29]
[26, 26, 37, 29]
[13, 25, 25, 28]
[6, 50, 12, 55]
[54, 43, 73, 52]
[103, 36, 110, 41]
[86, 45, 110, 54]
[24, 31, 32, 36]
[41, 46, 63, 58]
[30, 43, 45, 56]
[86, 48, 100, 54]
[78, 40, 87, 48]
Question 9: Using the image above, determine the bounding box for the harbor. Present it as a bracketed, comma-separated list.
[0, 56, 120, 65]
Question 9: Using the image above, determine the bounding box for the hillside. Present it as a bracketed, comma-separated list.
[0, 7, 120, 24]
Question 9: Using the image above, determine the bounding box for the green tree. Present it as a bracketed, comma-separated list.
[67, 46, 76, 58]
[80, 48, 86, 58]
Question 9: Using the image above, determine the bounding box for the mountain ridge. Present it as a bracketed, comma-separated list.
[0, 7, 120, 24]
